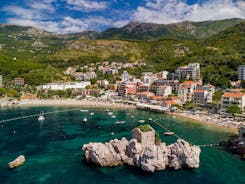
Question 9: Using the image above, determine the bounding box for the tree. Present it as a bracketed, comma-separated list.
[240, 80, 245, 89]
[213, 91, 223, 105]
[227, 105, 242, 115]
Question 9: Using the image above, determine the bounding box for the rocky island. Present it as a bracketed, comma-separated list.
[82, 125, 201, 172]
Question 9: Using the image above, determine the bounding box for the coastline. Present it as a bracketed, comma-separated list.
[170, 112, 239, 134]
[16, 99, 136, 109]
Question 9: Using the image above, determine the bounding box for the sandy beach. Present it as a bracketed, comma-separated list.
[17, 99, 135, 109]
[170, 111, 243, 133]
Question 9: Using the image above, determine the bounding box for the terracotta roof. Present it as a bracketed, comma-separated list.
[194, 89, 205, 93]
[164, 100, 176, 105]
[170, 96, 179, 99]
[181, 81, 197, 85]
[223, 92, 245, 98]
[151, 96, 164, 99]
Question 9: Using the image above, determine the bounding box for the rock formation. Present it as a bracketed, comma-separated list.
[82, 138, 201, 172]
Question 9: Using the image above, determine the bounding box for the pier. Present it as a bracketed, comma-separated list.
[136, 103, 167, 113]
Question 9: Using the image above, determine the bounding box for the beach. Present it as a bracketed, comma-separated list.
[170, 111, 243, 133]
[17, 99, 135, 109]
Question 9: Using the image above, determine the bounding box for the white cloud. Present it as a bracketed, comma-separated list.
[66, 0, 109, 11]
[133, 0, 245, 24]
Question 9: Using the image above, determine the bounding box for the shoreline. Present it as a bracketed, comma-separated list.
[170, 112, 239, 134]
[16, 99, 136, 109]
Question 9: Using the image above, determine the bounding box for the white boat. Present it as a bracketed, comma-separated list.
[115, 121, 126, 124]
[83, 117, 88, 122]
[138, 120, 145, 123]
[107, 112, 113, 116]
[106, 109, 109, 112]
[126, 113, 131, 116]
[111, 132, 115, 135]
[90, 112, 94, 116]
[130, 115, 134, 119]
[148, 118, 153, 121]
[80, 109, 89, 112]
[164, 132, 175, 136]
[38, 112, 45, 121]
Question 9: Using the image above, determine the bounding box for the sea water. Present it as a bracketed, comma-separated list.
[0, 106, 244, 184]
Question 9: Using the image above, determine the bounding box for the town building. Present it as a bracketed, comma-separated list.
[193, 89, 209, 105]
[178, 81, 198, 104]
[156, 85, 172, 97]
[41, 82, 91, 90]
[121, 71, 130, 82]
[140, 74, 158, 85]
[118, 81, 142, 97]
[0, 75, 2, 87]
[195, 84, 215, 104]
[14, 78, 25, 86]
[176, 63, 201, 81]
[156, 71, 169, 79]
[136, 92, 155, 102]
[238, 65, 245, 80]
[97, 80, 109, 88]
[220, 90, 245, 114]
[131, 125, 155, 147]
[152, 79, 179, 93]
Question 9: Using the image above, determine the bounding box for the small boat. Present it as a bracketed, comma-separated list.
[80, 109, 89, 112]
[38, 112, 45, 121]
[107, 112, 113, 116]
[115, 121, 126, 124]
[126, 113, 131, 116]
[130, 115, 134, 119]
[164, 132, 175, 136]
[106, 109, 109, 112]
[90, 112, 94, 116]
[83, 117, 88, 123]
[111, 132, 115, 135]
[172, 116, 176, 119]
[148, 118, 153, 121]
[138, 120, 145, 123]
[8, 155, 25, 169]
[111, 116, 116, 118]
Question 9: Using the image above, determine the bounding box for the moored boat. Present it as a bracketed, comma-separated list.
[83, 117, 88, 123]
[80, 109, 89, 112]
[38, 112, 45, 121]
[164, 132, 175, 136]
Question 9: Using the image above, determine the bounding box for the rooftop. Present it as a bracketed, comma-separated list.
[223, 92, 245, 98]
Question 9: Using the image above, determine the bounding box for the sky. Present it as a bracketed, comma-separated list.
[0, 0, 244, 33]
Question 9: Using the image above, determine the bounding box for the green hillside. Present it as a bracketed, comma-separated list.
[0, 19, 244, 88]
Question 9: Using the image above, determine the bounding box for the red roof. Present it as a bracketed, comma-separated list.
[194, 89, 205, 93]
[223, 92, 245, 98]
[181, 81, 197, 85]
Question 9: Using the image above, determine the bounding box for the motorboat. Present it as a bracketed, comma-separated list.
[90, 112, 94, 116]
[38, 112, 45, 121]
[148, 118, 153, 121]
[83, 117, 88, 123]
[107, 112, 113, 116]
[138, 120, 145, 123]
[111, 116, 116, 118]
[164, 132, 175, 136]
[130, 115, 134, 119]
[115, 121, 126, 124]
[80, 109, 89, 112]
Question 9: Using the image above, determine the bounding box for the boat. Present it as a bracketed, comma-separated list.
[90, 112, 94, 116]
[164, 132, 175, 136]
[8, 155, 25, 169]
[130, 115, 134, 119]
[83, 117, 88, 123]
[115, 121, 126, 124]
[148, 118, 153, 121]
[107, 112, 113, 116]
[80, 109, 89, 112]
[111, 115, 116, 118]
[38, 112, 45, 121]
[172, 116, 176, 119]
[138, 120, 145, 123]
[111, 132, 115, 135]
[106, 109, 109, 112]
[126, 113, 131, 116]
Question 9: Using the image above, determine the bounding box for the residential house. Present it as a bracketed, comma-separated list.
[156, 71, 169, 79]
[152, 79, 179, 93]
[220, 90, 245, 114]
[41, 82, 91, 90]
[156, 85, 172, 97]
[14, 78, 25, 86]
[178, 81, 198, 104]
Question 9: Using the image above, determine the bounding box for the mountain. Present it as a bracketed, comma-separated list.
[98, 18, 244, 40]
[0, 19, 244, 87]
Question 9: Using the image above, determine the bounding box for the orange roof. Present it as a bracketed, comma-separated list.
[164, 100, 176, 105]
[194, 89, 205, 93]
[170, 96, 179, 99]
[223, 92, 245, 98]
[136, 92, 154, 95]
[181, 81, 197, 85]
[151, 96, 164, 99]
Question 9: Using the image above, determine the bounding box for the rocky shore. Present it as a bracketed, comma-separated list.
[82, 125, 201, 172]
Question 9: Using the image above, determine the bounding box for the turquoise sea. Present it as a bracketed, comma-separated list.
[0, 106, 244, 184]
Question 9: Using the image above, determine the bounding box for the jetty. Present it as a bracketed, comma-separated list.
[136, 103, 167, 113]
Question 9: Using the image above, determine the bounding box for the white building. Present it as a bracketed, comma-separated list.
[176, 63, 201, 81]
[0, 75, 2, 87]
[156, 71, 169, 79]
[41, 82, 91, 90]
[121, 71, 130, 82]
[238, 65, 245, 80]
[220, 91, 245, 114]
[193, 84, 215, 104]
[156, 86, 172, 97]
[178, 81, 198, 104]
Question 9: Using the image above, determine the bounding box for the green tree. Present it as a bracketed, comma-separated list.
[227, 105, 242, 114]
[240, 80, 245, 89]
